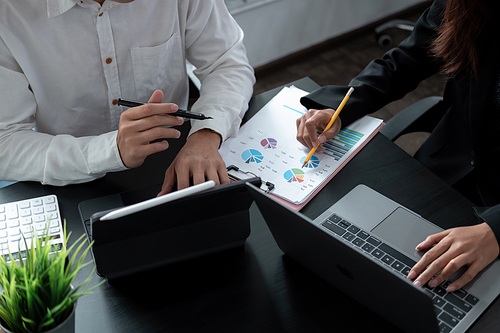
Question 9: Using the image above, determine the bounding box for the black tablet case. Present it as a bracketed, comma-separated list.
[78, 178, 261, 280]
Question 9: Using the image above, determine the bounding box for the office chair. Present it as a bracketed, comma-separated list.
[379, 96, 445, 143]
[374, 19, 415, 48]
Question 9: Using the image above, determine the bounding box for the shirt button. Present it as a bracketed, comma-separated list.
[99, 13, 103, 17]
[112, 99, 118, 105]
[105, 58, 112, 64]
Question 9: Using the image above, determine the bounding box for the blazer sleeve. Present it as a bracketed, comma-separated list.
[300, 0, 446, 127]
[474, 206, 500, 249]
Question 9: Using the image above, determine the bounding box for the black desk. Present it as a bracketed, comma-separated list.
[1, 78, 498, 332]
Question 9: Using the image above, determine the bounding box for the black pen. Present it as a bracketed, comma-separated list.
[117, 98, 213, 120]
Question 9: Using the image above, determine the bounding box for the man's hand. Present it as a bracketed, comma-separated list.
[116, 90, 184, 168]
[296, 108, 341, 152]
[408, 223, 499, 292]
[158, 129, 229, 196]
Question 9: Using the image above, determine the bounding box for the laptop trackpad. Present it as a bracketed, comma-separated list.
[371, 207, 442, 262]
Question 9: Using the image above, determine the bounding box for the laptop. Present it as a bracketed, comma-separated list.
[247, 183, 500, 333]
[78, 178, 261, 280]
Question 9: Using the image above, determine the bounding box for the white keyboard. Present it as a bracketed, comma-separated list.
[0, 194, 64, 261]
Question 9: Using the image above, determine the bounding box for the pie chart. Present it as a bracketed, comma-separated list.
[261, 138, 278, 149]
[241, 149, 264, 164]
[284, 168, 305, 183]
[300, 155, 320, 168]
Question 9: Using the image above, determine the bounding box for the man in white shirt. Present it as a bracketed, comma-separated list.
[0, 0, 255, 194]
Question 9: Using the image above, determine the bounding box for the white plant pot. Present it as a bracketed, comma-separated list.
[0, 303, 75, 333]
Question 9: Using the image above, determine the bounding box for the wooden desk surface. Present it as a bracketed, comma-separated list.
[1, 78, 498, 332]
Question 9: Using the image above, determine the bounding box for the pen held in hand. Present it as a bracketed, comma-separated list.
[301, 87, 354, 168]
[117, 98, 213, 120]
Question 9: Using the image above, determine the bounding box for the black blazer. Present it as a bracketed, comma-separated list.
[300, 0, 500, 240]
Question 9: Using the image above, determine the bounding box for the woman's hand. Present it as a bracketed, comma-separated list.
[408, 223, 499, 292]
[296, 108, 341, 151]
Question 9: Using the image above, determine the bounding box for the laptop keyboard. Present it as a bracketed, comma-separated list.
[0, 195, 64, 261]
[321, 213, 479, 333]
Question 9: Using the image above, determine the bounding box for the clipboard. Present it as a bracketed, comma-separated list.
[220, 86, 384, 211]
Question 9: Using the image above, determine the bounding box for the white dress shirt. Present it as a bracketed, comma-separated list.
[0, 0, 255, 185]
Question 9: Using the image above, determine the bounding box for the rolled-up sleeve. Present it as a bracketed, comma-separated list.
[183, 0, 255, 140]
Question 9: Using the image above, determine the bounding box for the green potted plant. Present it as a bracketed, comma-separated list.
[0, 223, 102, 333]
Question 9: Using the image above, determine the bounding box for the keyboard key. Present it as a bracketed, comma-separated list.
[19, 201, 30, 209]
[366, 236, 381, 247]
[44, 196, 55, 204]
[20, 209, 32, 217]
[452, 289, 467, 299]
[465, 294, 479, 305]
[443, 303, 465, 320]
[361, 243, 375, 253]
[444, 293, 472, 313]
[0, 214, 5, 222]
[391, 261, 404, 272]
[33, 207, 44, 215]
[378, 243, 416, 267]
[372, 248, 385, 259]
[8, 220, 19, 228]
[327, 214, 342, 223]
[439, 312, 459, 328]
[6, 204, 18, 219]
[34, 215, 46, 223]
[322, 221, 345, 236]
[338, 220, 351, 229]
[352, 237, 365, 247]
[434, 286, 447, 297]
[402, 266, 411, 276]
[438, 322, 452, 333]
[347, 225, 360, 234]
[357, 231, 369, 240]
[382, 254, 395, 265]
[342, 232, 356, 242]
[434, 306, 442, 317]
[433, 296, 445, 308]
[32, 199, 43, 207]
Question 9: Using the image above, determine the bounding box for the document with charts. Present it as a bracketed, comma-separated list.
[219, 86, 384, 210]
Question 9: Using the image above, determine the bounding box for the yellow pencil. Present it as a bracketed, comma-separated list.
[301, 87, 354, 168]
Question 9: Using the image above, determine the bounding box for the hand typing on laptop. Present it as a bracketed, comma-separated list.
[408, 223, 499, 293]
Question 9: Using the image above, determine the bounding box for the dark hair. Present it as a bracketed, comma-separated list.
[430, 0, 492, 78]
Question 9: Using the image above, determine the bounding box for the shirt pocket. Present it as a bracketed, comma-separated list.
[131, 32, 183, 101]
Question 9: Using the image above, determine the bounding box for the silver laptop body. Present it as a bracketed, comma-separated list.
[248, 183, 500, 333]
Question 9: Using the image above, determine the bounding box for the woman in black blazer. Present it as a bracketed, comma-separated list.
[296, 0, 500, 293]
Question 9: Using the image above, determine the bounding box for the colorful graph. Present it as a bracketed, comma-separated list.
[284, 168, 305, 183]
[241, 149, 264, 164]
[261, 138, 278, 149]
[323, 128, 364, 161]
[300, 155, 320, 169]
